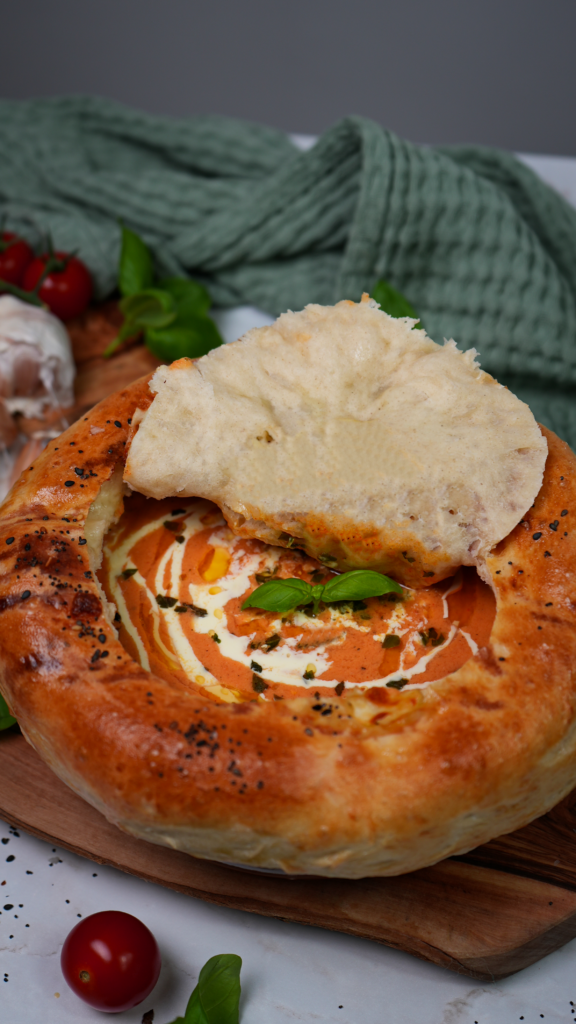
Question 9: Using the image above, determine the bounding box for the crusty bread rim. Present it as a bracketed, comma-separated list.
[0, 376, 575, 879]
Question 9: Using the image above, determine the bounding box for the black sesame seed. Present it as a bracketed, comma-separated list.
[533, 532, 542, 540]
[561, 509, 568, 516]
[114, 421, 122, 428]
[544, 551, 551, 557]
[5, 538, 14, 545]
[549, 521, 559, 531]
[21, 590, 31, 600]
[64, 480, 75, 487]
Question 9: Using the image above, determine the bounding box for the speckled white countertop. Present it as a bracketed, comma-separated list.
[2, 151, 576, 1024]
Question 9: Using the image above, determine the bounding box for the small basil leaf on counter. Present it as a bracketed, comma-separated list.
[166, 953, 242, 1024]
[371, 279, 423, 328]
[118, 224, 154, 297]
[145, 315, 223, 362]
[0, 691, 16, 731]
[159, 277, 212, 318]
[322, 569, 402, 603]
[242, 577, 312, 614]
[120, 289, 176, 329]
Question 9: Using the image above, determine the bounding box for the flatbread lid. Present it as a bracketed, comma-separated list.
[124, 296, 547, 586]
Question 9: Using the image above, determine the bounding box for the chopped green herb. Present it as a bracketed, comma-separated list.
[163, 520, 182, 532]
[318, 553, 338, 565]
[303, 669, 315, 680]
[386, 678, 409, 690]
[120, 567, 137, 580]
[402, 551, 416, 563]
[262, 633, 281, 652]
[156, 594, 177, 608]
[255, 568, 277, 584]
[252, 674, 269, 693]
[419, 627, 445, 647]
[382, 634, 401, 648]
[250, 660, 262, 672]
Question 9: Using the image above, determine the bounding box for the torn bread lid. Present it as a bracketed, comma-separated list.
[0, 295, 75, 418]
[124, 295, 548, 587]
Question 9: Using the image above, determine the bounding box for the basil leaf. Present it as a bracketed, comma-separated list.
[0, 691, 16, 731]
[118, 224, 154, 296]
[160, 277, 212, 318]
[120, 289, 176, 329]
[371, 279, 423, 329]
[145, 316, 223, 362]
[322, 569, 402, 603]
[242, 578, 312, 614]
[194, 953, 242, 1024]
[166, 954, 242, 1024]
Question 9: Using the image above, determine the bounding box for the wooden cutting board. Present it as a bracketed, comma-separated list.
[3, 730, 576, 982]
[4, 308, 576, 981]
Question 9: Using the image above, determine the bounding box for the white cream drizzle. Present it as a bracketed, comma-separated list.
[104, 500, 466, 695]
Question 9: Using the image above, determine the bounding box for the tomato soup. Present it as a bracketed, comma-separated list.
[99, 493, 496, 704]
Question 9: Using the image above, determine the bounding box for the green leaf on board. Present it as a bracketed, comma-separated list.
[242, 570, 402, 615]
[165, 953, 242, 1024]
[371, 279, 423, 328]
[118, 224, 154, 297]
[0, 691, 16, 731]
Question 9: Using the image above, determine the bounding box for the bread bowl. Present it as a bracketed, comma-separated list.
[0, 372, 574, 877]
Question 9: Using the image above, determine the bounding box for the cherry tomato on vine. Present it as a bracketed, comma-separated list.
[0, 232, 34, 286]
[23, 251, 92, 320]
[60, 910, 161, 1012]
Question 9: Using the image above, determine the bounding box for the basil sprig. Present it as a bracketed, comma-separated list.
[167, 953, 242, 1024]
[0, 691, 16, 731]
[242, 569, 402, 615]
[104, 225, 223, 361]
[371, 278, 424, 329]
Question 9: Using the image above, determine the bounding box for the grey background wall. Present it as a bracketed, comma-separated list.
[2, 0, 575, 155]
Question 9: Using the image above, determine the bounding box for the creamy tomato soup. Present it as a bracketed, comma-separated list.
[99, 494, 496, 706]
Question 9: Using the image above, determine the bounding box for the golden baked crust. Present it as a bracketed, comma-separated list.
[1, 378, 576, 878]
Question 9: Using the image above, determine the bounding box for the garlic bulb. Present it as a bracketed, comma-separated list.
[0, 295, 75, 422]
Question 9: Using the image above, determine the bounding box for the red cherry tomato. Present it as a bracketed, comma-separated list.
[0, 232, 34, 287]
[60, 910, 161, 1013]
[23, 251, 92, 320]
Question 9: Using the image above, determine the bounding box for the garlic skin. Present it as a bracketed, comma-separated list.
[0, 295, 75, 420]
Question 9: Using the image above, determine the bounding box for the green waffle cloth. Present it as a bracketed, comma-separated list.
[1, 96, 575, 448]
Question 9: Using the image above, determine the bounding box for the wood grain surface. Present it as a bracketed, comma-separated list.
[2, 730, 576, 981]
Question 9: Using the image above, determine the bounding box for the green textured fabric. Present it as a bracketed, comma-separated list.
[1, 96, 575, 447]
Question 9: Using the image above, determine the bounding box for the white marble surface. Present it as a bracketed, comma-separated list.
[2, 817, 576, 1024]
[2, 152, 576, 1023]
